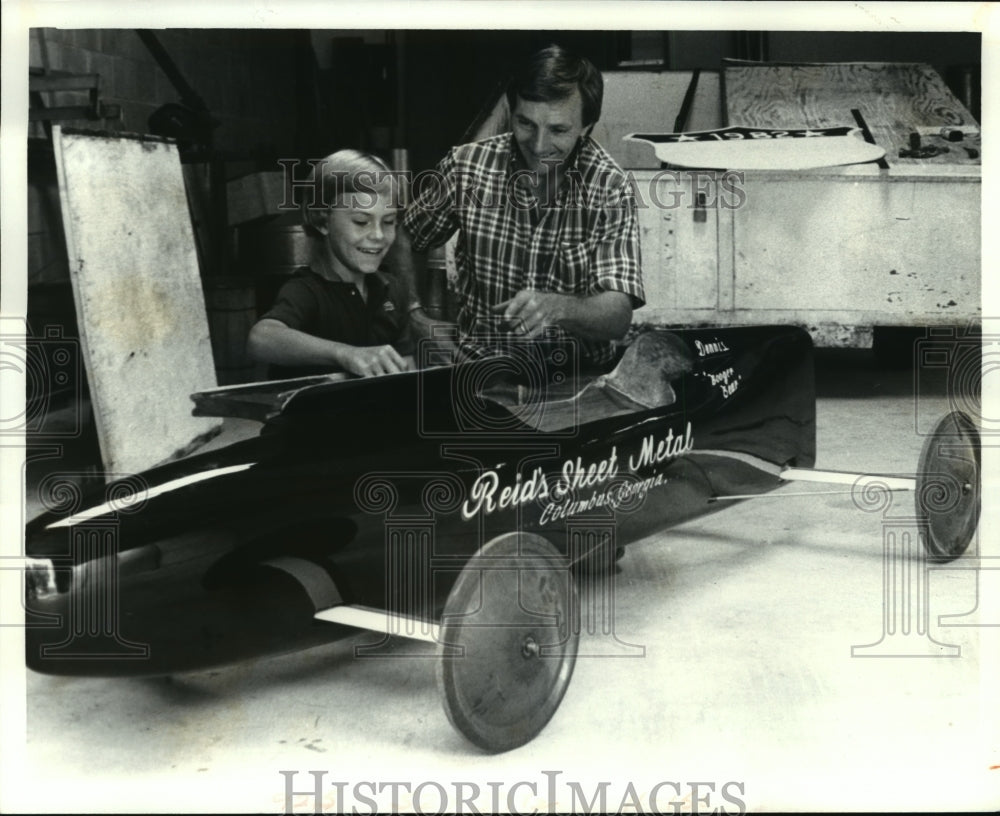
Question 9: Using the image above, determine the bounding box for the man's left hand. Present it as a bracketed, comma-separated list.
[492, 290, 567, 338]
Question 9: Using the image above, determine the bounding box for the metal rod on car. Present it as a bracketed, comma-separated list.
[710, 488, 903, 502]
[780, 468, 916, 491]
[315, 605, 441, 643]
[709, 468, 919, 502]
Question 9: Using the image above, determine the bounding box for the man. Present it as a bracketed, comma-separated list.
[396, 44, 645, 369]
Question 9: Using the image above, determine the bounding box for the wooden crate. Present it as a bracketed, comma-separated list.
[631, 62, 981, 346]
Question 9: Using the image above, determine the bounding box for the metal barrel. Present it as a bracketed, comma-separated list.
[236, 218, 313, 317]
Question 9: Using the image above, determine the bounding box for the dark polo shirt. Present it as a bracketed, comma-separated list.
[261, 266, 410, 379]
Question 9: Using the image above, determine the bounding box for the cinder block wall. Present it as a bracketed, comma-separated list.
[29, 28, 299, 152]
[28, 28, 301, 289]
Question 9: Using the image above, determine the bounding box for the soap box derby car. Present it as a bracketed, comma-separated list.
[24, 325, 981, 752]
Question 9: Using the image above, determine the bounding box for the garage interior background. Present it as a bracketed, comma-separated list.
[14, 28, 993, 807]
[26, 28, 982, 471]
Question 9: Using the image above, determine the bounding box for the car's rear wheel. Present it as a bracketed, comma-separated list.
[916, 411, 981, 562]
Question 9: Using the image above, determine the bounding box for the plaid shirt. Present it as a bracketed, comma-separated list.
[403, 133, 644, 367]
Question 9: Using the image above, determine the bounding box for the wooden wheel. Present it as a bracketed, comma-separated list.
[916, 411, 981, 562]
[437, 533, 579, 752]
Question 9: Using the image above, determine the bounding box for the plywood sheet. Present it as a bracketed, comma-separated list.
[723, 61, 980, 168]
[54, 127, 221, 477]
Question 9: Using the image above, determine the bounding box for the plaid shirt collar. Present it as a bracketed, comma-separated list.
[507, 133, 586, 199]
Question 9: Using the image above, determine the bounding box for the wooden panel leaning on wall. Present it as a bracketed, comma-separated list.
[53, 127, 222, 478]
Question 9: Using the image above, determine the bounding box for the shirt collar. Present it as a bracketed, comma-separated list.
[303, 265, 389, 299]
[507, 132, 586, 177]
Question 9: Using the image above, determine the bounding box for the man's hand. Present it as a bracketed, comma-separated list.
[492, 290, 567, 338]
[341, 345, 411, 377]
[492, 289, 633, 342]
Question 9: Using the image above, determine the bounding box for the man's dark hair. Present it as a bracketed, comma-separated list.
[505, 44, 603, 127]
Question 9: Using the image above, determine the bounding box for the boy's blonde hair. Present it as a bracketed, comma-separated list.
[301, 149, 396, 235]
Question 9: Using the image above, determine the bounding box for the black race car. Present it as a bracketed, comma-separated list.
[24, 325, 980, 752]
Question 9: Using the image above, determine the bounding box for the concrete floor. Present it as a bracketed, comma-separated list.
[7, 349, 999, 812]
